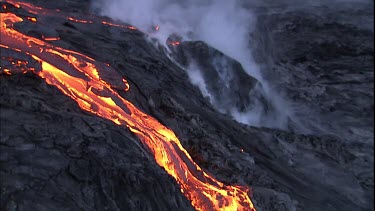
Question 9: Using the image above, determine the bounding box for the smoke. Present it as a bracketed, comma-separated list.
[97, 0, 256, 67]
[186, 62, 213, 102]
[94, 0, 293, 129]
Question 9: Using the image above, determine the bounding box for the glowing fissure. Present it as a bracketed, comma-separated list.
[168, 41, 181, 46]
[1, 3, 256, 211]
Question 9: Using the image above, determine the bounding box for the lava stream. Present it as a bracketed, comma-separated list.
[0, 5, 256, 211]
[4, 0, 137, 30]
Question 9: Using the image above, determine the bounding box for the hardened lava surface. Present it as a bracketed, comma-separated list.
[1, 0, 373, 211]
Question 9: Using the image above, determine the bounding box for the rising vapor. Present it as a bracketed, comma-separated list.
[94, 0, 293, 129]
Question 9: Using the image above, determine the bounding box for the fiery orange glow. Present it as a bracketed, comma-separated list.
[42, 36, 60, 41]
[1, 3, 256, 211]
[169, 41, 181, 46]
[123, 78, 130, 91]
[3, 68, 12, 75]
[27, 16, 37, 22]
[4, 0, 137, 30]
[5, 0, 43, 14]
[102, 21, 137, 30]
[68, 17, 93, 24]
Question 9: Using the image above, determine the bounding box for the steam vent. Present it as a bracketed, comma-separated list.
[0, 1, 373, 211]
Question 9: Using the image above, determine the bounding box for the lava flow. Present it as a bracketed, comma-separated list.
[4, 0, 138, 30]
[0, 3, 256, 211]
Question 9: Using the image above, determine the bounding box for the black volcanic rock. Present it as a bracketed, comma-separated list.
[0, 0, 373, 211]
[0, 73, 195, 211]
[250, 2, 374, 142]
[172, 40, 264, 113]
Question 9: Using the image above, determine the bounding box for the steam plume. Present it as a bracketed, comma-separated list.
[93, 0, 292, 129]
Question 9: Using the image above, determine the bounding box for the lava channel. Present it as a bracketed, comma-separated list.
[0, 3, 256, 211]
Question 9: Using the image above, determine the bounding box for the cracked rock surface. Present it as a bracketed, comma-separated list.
[0, 0, 373, 211]
[251, 1, 374, 141]
[0, 74, 195, 211]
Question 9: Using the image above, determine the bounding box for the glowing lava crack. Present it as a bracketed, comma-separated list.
[0, 2, 256, 211]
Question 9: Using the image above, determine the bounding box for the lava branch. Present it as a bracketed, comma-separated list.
[3, 0, 137, 30]
[1, 6, 256, 211]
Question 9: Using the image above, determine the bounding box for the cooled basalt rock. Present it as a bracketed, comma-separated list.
[0, 0, 373, 211]
[250, 1, 374, 142]
[172, 40, 265, 113]
[0, 73, 195, 211]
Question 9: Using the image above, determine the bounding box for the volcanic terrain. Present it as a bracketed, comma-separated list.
[0, 0, 373, 211]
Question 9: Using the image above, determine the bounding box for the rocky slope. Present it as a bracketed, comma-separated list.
[0, 0, 373, 211]
[250, 1, 374, 141]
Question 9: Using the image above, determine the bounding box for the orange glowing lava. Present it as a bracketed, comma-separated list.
[102, 21, 137, 30]
[27, 16, 36, 22]
[4, 0, 43, 14]
[1, 4, 256, 211]
[68, 17, 93, 24]
[42, 36, 60, 41]
[4, 0, 138, 30]
[169, 41, 181, 46]
[3, 68, 12, 75]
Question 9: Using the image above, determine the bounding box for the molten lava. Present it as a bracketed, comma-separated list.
[1, 2, 256, 211]
[101, 21, 137, 30]
[169, 41, 181, 46]
[4, 0, 138, 30]
[68, 17, 93, 24]
[42, 35, 60, 41]
[27, 16, 36, 22]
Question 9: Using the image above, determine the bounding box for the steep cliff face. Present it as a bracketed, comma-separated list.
[0, 1, 373, 211]
[171, 41, 265, 114]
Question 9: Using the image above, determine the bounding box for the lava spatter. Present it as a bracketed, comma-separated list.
[0, 2, 256, 211]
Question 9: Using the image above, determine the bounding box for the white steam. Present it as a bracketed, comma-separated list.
[95, 0, 292, 129]
[99, 0, 256, 70]
[186, 62, 213, 102]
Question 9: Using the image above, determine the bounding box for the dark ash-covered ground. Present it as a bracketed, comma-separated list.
[0, 0, 373, 211]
